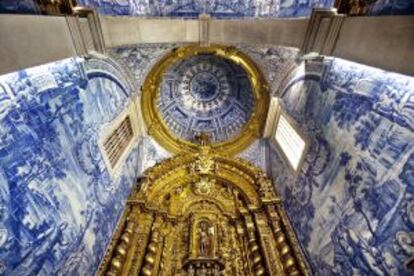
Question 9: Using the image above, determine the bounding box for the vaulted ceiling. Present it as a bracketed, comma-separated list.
[158, 54, 254, 142]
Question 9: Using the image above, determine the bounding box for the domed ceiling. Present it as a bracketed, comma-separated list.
[141, 44, 269, 155]
[157, 54, 255, 143]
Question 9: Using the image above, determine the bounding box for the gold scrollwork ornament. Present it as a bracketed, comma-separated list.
[98, 146, 310, 276]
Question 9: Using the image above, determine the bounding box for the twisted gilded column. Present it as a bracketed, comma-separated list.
[235, 220, 254, 275]
[266, 204, 304, 275]
[243, 213, 266, 276]
[106, 217, 136, 276]
[253, 211, 286, 275]
[140, 215, 164, 276]
[99, 205, 156, 276]
[127, 211, 155, 275]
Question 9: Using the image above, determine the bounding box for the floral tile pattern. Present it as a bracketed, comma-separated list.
[109, 44, 177, 95]
[237, 139, 269, 172]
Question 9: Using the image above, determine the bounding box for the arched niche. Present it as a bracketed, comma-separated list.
[98, 145, 309, 276]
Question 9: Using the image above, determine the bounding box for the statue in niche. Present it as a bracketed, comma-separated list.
[198, 221, 214, 257]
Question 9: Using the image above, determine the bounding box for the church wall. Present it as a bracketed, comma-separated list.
[0, 56, 141, 275]
[270, 58, 414, 275]
[2, 1, 413, 17]
[68, 0, 336, 18]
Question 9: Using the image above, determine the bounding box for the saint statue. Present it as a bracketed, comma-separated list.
[199, 221, 213, 257]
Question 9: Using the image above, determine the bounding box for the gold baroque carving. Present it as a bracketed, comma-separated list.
[98, 146, 310, 275]
[141, 44, 269, 156]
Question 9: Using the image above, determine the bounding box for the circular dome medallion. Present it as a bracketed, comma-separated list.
[142, 45, 269, 155]
[158, 54, 254, 143]
[190, 71, 220, 101]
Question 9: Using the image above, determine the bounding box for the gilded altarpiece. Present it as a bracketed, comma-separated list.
[98, 144, 309, 275]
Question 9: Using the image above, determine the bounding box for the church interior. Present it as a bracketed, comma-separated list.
[0, 0, 413, 275]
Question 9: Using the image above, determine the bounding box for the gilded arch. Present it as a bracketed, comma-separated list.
[141, 44, 270, 156]
[98, 144, 309, 275]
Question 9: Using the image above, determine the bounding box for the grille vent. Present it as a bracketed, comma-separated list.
[103, 116, 134, 168]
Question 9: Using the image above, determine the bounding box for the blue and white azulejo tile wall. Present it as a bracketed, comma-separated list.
[109, 44, 178, 95]
[1, 1, 413, 17]
[0, 56, 140, 275]
[367, 0, 414, 15]
[271, 58, 414, 275]
[77, 0, 335, 18]
[0, 0, 39, 14]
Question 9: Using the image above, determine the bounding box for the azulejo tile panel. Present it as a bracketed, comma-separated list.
[0, 56, 140, 275]
[109, 44, 178, 95]
[77, 0, 335, 18]
[271, 58, 414, 275]
[236, 44, 300, 95]
[139, 136, 172, 172]
[237, 139, 268, 172]
[2, 1, 413, 17]
[0, 0, 39, 14]
[367, 0, 414, 15]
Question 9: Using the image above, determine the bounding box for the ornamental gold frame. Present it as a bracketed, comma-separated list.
[98, 145, 310, 275]
[141, 44, 270, 155]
